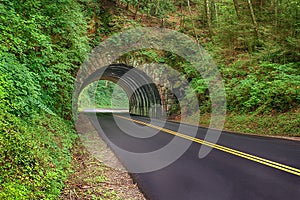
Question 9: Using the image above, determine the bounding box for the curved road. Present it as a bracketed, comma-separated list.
[86, 112, 300, 200]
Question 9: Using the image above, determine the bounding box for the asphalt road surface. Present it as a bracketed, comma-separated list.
[86, 112, 300, 200]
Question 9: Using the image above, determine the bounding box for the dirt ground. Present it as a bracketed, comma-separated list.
[59, 139, 146, 200]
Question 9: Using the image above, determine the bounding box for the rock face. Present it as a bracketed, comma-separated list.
[137, 63, 181, 118]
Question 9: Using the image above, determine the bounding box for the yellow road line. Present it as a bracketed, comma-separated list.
[115, 115, 300, 177]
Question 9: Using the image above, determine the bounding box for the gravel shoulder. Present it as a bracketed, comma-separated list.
[60, 139, 146, 200]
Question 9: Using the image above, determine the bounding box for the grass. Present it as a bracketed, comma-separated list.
[198, 110, 300, 137]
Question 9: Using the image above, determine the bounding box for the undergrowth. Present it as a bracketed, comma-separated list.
[199, 110, 300, 137]
[0, 112, 77, 199]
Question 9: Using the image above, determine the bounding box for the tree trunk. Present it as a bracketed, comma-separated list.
[179, 1, 185, 30]
[260, 0, 263, 11]
[273, 0, 278, 29]
[233, 0, 242, 20]
[155, 0, 160, 16]
[214, 1, 219, 26]
[135, 0, 141, 19]
[247, 0, 259, 37]
[211, 0, 216, 22]
[187, 0, 201, 45]
[205, 0, 212, 35]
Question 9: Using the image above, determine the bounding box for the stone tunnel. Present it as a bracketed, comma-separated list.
[72, 27, 195, 119]
[75, 63, 176, 118]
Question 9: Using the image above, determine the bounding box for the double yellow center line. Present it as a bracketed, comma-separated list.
[115, 115, 300, 177]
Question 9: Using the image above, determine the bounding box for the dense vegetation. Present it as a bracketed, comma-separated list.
[79, 80, 128, 110]
[0, 0, 299, 199]
[0, 0, 98, 198]
[114, 0, 299, 114]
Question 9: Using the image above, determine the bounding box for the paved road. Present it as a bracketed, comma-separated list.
[86, 113, 300, 200]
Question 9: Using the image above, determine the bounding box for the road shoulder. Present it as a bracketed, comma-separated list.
[59, 139, 146, 200]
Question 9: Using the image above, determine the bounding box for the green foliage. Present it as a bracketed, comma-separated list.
[226, 62, 300, 113]
[0, 112, 77, 199]
[198, 111, 300, 136]
[121, 0, 176, 19]
[79, 80, 129, 109]
[0, 0, 92, 119]
[95, 81, 129, 109]
[227, 112, 300, 136]
[188, 0, 299, 65]
[0, 182, 31, 200]
[0, 0, 101, 199]
[185, 0, 300, 114]
[0, 52, 58, 118]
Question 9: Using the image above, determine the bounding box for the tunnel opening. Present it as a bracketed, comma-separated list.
[78, 64, 163, 118]
[78, 80, 129, 112]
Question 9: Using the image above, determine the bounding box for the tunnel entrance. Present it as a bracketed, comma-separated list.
[78, 64, 163, 118]
[78, 80, 129, 111]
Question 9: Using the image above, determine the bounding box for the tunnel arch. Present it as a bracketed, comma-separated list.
[78, 64, 162, 117]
